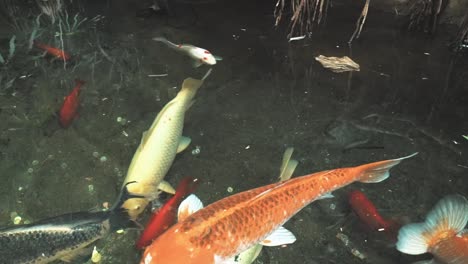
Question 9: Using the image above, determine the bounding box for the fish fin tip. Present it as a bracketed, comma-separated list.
[278, 147, 298, 181]
[158, 180, 176, 194]
[279, 159, 298, 181]
[396, 222, 430, 255]
[358, 152, 418, 183]
[214, 55, 223, 61]
[178, 194, 204, 221]
[177, 136, 191, 153]
[260, 226, 296, 246]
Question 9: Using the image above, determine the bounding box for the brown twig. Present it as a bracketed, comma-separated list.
[348, 0, 370, 44]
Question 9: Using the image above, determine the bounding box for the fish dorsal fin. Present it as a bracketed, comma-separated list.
[246, 181, 288, 206]
[178, 194, 204, 221]
[260, 226, 296, 246]
[278, 147, 298, 181]
[396, 194, 468, 255]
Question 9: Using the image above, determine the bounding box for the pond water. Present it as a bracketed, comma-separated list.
[0, 0, 467, 263]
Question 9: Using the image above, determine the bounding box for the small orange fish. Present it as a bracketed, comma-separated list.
[34, 40, 71, 61]
[59, 79, 85, 128]
[396, 194, 468, 264]
[141, 153, 417, 264]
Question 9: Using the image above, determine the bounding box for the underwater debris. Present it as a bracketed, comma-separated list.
[315, 55, 360, 73]
[336, 232, 366, 260]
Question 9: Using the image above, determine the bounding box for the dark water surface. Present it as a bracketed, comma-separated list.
[0, 0, 467, 263]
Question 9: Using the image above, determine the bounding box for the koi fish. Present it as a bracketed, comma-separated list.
[141, 153, 417, 264]
[153, 37, 222, 68]
[0, 182, 142, 264]
[136, 177, 199, 249]
[59, 79, 85, 128]
[348, 190, 400, 242]
[396, 194, 468, 264]
[121, 69, 212, 220]
[34, 40, 71, 61]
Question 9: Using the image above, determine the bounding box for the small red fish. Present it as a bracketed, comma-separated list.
[34, 40, 71, 61]
[136, 177, 199, 249]
[59, 79, 85, 128]
[348, 190, 400, 242]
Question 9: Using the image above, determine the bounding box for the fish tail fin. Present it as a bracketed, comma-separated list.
[396, 194, 468, 255]
[109, 181, 145, 231]
[179, 69, 211, 97]
[357, 152, 418, 183]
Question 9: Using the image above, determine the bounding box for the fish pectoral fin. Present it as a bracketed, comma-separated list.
[234, 244, 264, 263]
[158, 180, 176, 194]
[178, 194, 204, 221]
[213, 55, 223, 61]
[259, 226, 296, 246]
[60, 245, 94, 263]
[177, 136, 191, 153]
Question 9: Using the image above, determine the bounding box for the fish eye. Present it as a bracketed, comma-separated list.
[203, 57, 207, 60]
[204, 50, 211, 54]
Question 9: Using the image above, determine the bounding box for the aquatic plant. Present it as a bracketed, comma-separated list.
[453, 14, 468, 52]
[55, 11, 88, 36]
[273, 0, 369, 43]
[35, 0, 64, 24]
[274, 0, 330, 38]
[403, 0, 443, 34]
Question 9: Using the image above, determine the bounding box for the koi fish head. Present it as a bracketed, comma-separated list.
[190, 48, 217, 65]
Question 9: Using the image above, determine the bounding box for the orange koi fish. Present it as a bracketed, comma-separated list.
[348, 190, 400, 242]
[396, 194, 468, 264]
[136, 177, 199, 249]
[34, 40, 71, 61]
[141, 153, 417, 264]
[59, 79, 85, 128]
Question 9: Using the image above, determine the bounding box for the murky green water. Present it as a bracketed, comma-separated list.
[0, 0, 467, 263]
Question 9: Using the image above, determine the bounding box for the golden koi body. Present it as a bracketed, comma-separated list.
[122, 77, 206, 220]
